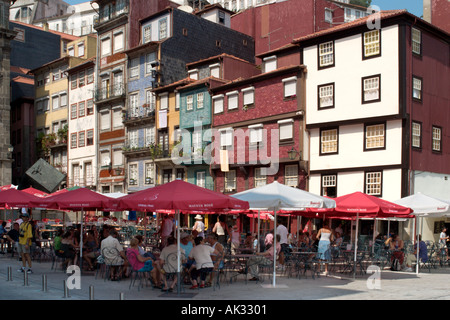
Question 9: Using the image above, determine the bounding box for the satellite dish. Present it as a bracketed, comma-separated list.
[178, 5, 194, 13]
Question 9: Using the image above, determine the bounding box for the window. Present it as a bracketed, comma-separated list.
[318, 41, 334, 68]
[278, 119, 293, 141]
[145, 52, 157, 74]
[159, 18, 167, 40]
[242, 87, 255, 106]
[192, 131, 202, 158]
[363, 30, 381, 59]
[413, 77, 422, 101]
[365, 171, 382, 196]
[79, 70, 85, 87]
[143, 25, 151, 43]
[196, 171, 206, 188]
[100, 150, 110, 167]
[365, 123, 385, 150]
[213, 95, 224, 114]
[254, 168, 267, 187]
[101, 37, 111, 56]
[78, 42, 85, 57]
[283, 77, 297, 98]
[71, 104, 77, 119]
[43, 98, 49, 112]
[87, 129, 94, 146]
[160, 93, 168, 110]
[318, 83, 334, 109]
[227, 91, 238, 110]
[60, 93, 67, 108]
[87, 68, 94, 84]
[68, 46, 74, 56]
[322, 174, 337, 197]
[186, 95, 194, 111]
[432, 126, 442, 152]
[210, 64, 220, 78]
[145, 126, 155, 146]
[220, 128, 233, 149]
[249, 124, 263, 146]
[113, 148, 123, 166]
[225, 170, 236, 192]
[52, 95, 59, 110]
[129, 93, 139, 117]
[112, 108, 122, 128]
[71, 133, 77, 149]
[412, 28, 421, 55]
[78, 101, 86, 117]
[197, 92, 204, 109]
[320, 128, 338, 155]
[71, 74, 77, 89]
[52, 68, 60, 81]
[284, 165, 298, 188]
[362, 75, 381, 103]
[100, 110, 111, 131]
[263, 55, 277, 73]
[129, 58, 139, 78]
[113, 31, 124, 52]
[325, 8, 333, 23]
[145, 163, 154, 184]
[146, 90, 156, 110]
[86, 99, 94, 115]
[78, 131, 85, 147]
[129, 129, 138, 148]
[129, 164, 138, 185]
[412, 122, 421, 148]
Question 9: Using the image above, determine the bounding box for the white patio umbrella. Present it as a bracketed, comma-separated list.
[394, 192, 450, 274]
[231, 181, 336, 287]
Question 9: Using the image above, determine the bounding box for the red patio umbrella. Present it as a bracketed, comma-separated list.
[116, 179, 249, 212]
[0, 188, 41, 208]
[22, 187, 48, 198]
[116, 179, 249, 294]
[329, 192, 413, 278]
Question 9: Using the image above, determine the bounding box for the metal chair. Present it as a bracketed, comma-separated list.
[102, 247, 125, 281]
[127, 250, 150, 291]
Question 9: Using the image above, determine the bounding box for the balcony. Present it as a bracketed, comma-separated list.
[68, 177, 96, 188]
[122, 105, 156, 126]
[95, 84, 125, 104]
[93, 0, 129, 30]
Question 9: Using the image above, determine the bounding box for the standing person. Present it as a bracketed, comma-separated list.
[0, 221, 7, 254]
[17, 213, 33, 274]
[276, 218, 290, 258]
[192, 215, 205, 238]
[316, 220, 334, 275]
[229, 225, 241, 255]
[439, 227, 449, 260]
[159, 214, 174, 249]
[212, 215, 229, 247]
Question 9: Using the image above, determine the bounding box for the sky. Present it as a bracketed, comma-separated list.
[64, 0, 425, 19]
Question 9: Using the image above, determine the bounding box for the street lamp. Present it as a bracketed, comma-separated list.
[287, 147, 301, 161]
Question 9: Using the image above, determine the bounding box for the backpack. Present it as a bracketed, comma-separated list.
[391, 258, 401, 271]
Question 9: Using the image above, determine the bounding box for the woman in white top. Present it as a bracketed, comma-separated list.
[212, 215, 229, 246]
[192, 215, 205, 238]
[316, 221, 334, 275]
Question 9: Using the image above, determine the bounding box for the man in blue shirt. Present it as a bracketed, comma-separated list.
[405, 235, 428, 272]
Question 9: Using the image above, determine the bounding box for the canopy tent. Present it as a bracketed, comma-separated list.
[394, 192, 450, 274]
[231, 181, 336, 287]
[30, 187, 113, 271]
[115, 179, 249, 294]
[331, 192, 413, 278]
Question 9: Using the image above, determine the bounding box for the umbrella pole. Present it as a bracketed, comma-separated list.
[176, 210, 181, 295]
[272, 207, 277, 287]
[80, 209, 84, 273]
[372, 218, 376, 254]
[353, 213, 359, 280]
[257, 210, 261, 253]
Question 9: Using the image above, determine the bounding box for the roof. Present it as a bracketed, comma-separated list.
[152, 77, 197, 93]
[186, 53, 254, 69]
[66, 57, 96, 73]
[194, 3, 235, 16]
[123, 41, 160, 55]
[210, 65, 305, 92]
[10, 66, 31, 75]
[176, 76, 229, 91]
[12, 75, 34, 85]
[11, 20, 80, 41]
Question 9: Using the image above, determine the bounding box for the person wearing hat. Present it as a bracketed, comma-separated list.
[192, 215, 205, 238]
[17, 213, 33, 274]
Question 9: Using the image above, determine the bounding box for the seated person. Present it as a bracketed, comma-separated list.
[0, 221, 7, 254]
[241, 233, 254, 254]
[188, 236, 219, 289]
[4, 222, 20, 255]
[333, 232, 343, 247]
[180, 232, 194, 269]
[385, 234, 405, 266]
[83, 230, 100, 271]
[60, 231, 76, 268]
[405, 235, 428, 272]
[53, 229, 64, 257]
[246, 235, 281, 282]
[206, 233, 224, 286]
[100, 228, 128, 281]
[159, 236, 185, 292]
[127, 237, 161, 288]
